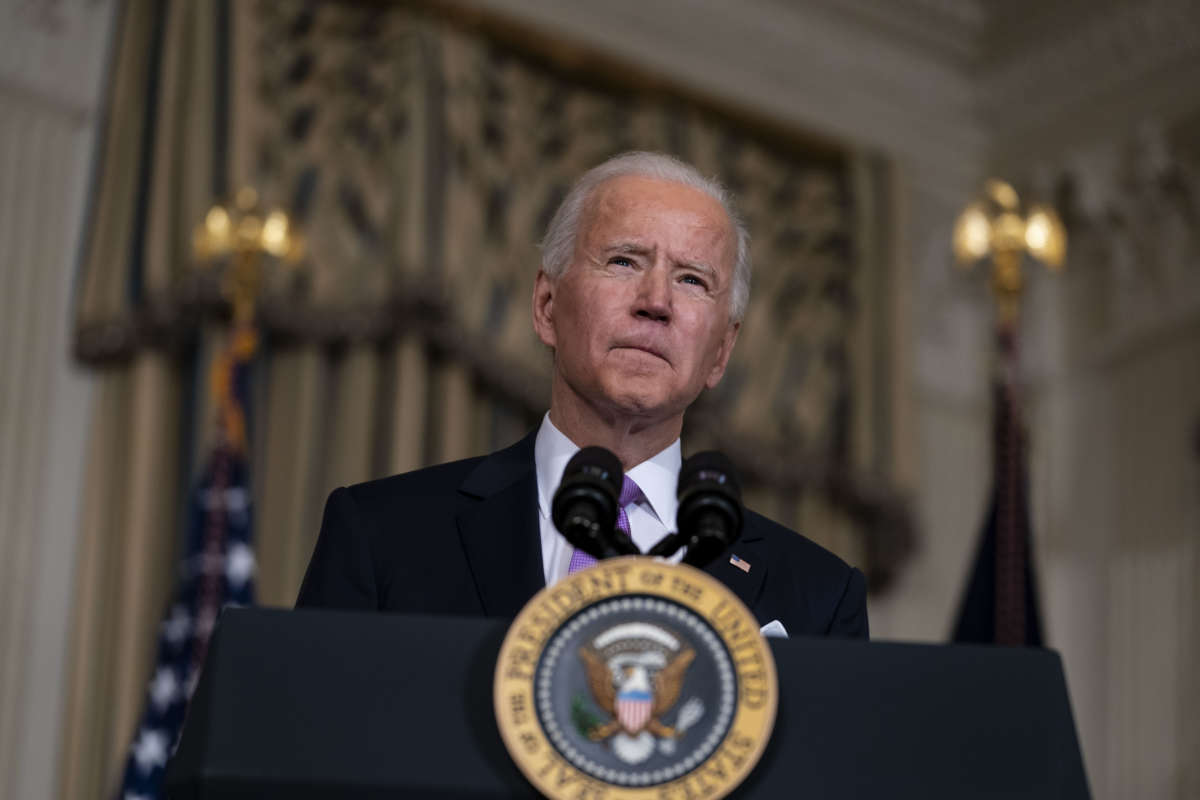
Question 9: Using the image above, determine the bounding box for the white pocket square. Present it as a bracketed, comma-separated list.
[759, 619, 788, 639]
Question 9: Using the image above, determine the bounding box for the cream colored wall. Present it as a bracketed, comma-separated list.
[0, 1, 115, 798]
[1017, 122, 1200, 796]
[1034, 332, 1200, 798]
[868, 171, 991, 641]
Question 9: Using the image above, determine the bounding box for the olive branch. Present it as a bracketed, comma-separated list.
[570, 693, 605, 738]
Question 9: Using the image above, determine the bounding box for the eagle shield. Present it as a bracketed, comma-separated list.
[616, 687, 653, 734]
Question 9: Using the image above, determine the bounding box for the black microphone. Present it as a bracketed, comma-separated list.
[665, 451, 744, 568]
[551, 447, 638, 561]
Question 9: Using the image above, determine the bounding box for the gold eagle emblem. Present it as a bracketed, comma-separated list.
[579, 645, 696, 740]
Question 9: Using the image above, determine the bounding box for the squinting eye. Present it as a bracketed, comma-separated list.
[610, 256, 635, 268]
[681, 274, 708, 289]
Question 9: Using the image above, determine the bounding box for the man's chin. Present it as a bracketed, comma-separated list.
[596, 383, 687, 422]
[558, 370, 692, 424]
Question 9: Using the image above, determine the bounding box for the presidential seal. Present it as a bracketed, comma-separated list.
[495, 558, 777, 800]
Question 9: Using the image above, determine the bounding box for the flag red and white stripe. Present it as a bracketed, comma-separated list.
[617, 690, 652, 734]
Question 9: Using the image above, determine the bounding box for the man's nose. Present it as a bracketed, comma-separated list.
[633, 266, 671, 323]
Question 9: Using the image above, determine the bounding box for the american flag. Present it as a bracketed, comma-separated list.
[114, 329, 258, 800]
[951, 322, 1043, 647]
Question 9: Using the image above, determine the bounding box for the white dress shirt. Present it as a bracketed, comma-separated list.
[535, 413, 681, 586]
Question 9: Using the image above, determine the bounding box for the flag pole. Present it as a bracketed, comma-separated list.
[949, 180, 1065, 647]
[114, 189, 300, 799]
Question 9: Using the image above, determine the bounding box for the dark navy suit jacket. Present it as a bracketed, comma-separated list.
[296, 430, 869, 639]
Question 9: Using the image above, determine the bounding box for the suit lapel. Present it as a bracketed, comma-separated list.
[702, 526, 767, 617]
[456, 431, 545, 618]
[452, 429, 770, 620]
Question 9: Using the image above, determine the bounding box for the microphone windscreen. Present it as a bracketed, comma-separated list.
[562, 446, 623, 497]
[676, 450, 744, 568]
[551, 446, 625, 557]
[678, 450, 741, 500]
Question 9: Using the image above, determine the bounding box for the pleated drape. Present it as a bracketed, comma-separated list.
[60, 0, 218, 795]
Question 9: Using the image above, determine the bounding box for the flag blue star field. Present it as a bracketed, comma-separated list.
[115, 336, 257, 800]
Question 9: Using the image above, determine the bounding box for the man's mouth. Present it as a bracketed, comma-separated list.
[612, 343, 669, 363]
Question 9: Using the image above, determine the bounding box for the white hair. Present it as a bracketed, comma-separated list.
[539, 151, 751, 322]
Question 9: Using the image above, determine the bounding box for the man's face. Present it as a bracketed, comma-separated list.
[532, 175, 740, 424]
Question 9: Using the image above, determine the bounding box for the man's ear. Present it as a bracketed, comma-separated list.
[705, 321, 740, 389]
[532, 270, 557, 349]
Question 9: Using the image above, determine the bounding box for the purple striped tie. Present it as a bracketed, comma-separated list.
[567, 475, 645, 573]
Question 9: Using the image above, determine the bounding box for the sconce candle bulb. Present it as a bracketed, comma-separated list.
[192, 187, 304, 323]
[952, 179, 1067, 321]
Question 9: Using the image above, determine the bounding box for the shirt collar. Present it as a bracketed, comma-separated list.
[534, 413, 681, 529]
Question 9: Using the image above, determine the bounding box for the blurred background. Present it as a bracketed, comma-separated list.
[1, 0, 1197, 798]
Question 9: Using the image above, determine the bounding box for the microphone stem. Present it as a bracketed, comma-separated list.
[646, 532, 683, 559]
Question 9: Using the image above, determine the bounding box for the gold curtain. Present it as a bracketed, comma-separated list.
[61, 2, 910, 796]
[59, 0, 213, 794]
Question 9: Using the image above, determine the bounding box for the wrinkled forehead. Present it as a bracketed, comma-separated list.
[578, 175, 736, 267]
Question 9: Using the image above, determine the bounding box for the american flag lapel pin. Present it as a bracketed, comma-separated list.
[729, 554, 751, 573]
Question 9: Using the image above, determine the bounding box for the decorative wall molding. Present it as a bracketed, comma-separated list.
[0, 4, 115, 800]
[1005, 99, 1200, 800]
[443, 0, 987, 191]
[786, 0, 986, 66]
[1, 0, 114, 118]
[0, 90, 105, 800]
[0, 76, 92, 126]
[1044, 118, 1200, 366]
[979, 0, 1200, 163]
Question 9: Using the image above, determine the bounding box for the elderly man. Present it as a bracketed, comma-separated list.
[298, 152, 868, 639]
